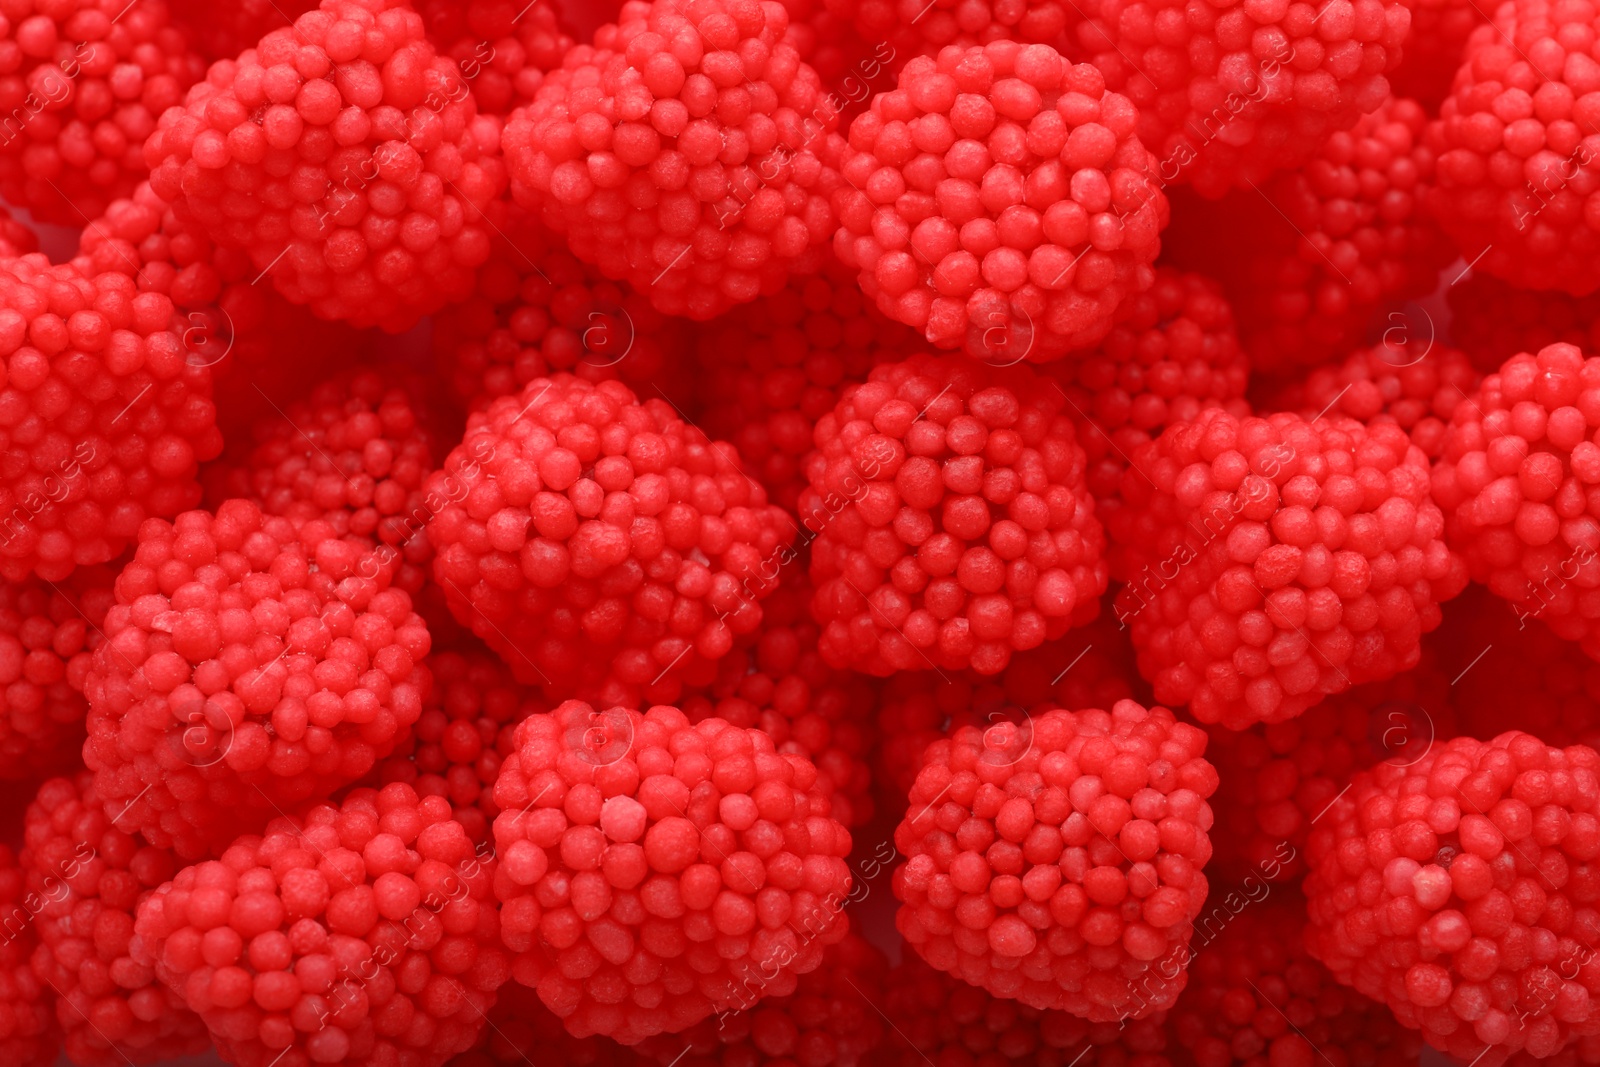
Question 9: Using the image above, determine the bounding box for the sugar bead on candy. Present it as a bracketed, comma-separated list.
[1265, 343, 1484, 462]
[875, 601, 1143, 800]
[0, 255, 223, 583]
[418, 0, 574, 115]
[1427, 0, 1600, 295]
[1160, 98, 1453, 373]
[502, 0, 844, 321]
[1169, 893, 1422, 1067]
[831, 42, 1168, 362]
[1303, 732, 1600, 1063]
[0, 0, 205, 226]
[143, 0, 507, 332]
[133, 784, 509, 1067]
[879, 953, 1172, 1067]
[1077, 0, 1410, 197]
[490, 702, 854, 1045]
[21, 773, 204, 1067]
[0, 565, 114, 781]
[430, 207, 691, 413]
[1048, 267, 1250, 580]
[632, 931, 888, 1067]
[892, 700, 1218, 1020]
[82, 499, 432, 860]
[1430, 344, 1600, 659]
[1115, 409, 1467, 729]
[203, 368, 441, 596]
[680, 576, 880, 828]
[694, 257, 918, 512]
[367, 645, 546, 845]
[425, 374, 796, 692]
[804, 354, 1108, 676]
[0, 843, 59, 1067]
[822, 0, 1081, 66]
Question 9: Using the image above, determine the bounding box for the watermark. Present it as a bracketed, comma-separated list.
[0, 443, 97, 548]
[1513, 142, 1594, 232]
[0, 842, 96, 943]
[353, 436, 500, 582]
[0, 43, 96, 148]
[1513, 537, 1600, 630]
[181, 306, 237, 369]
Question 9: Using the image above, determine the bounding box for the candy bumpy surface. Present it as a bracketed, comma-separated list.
[892, 700, 1217, 1021]
[489, 701, 854, 1045]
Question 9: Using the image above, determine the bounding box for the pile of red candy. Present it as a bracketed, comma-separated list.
[3, 0, 1600, 1064]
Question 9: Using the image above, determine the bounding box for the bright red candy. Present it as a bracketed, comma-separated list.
[893, 700, 1218, 1020]
[1427, 0, 1600, 295]
[1116, 409, 1466, 729]
[1448, 273, 1600, 375]
[0, 565, 113, 781]
[82, 499, 432, 859]
[1077, 0, 1410, 197]
[0, 0, 204, 225]
[804, 354, 1108, 676]
[880, 953, 1172, 1066]
[134, 784, 509, 1067]
[821, 0, 1079, 66]
[168, 0, 320, 63]
[21, 773, 204, 1066]
[502, 0, 843, 320]
[1303, 732, 1600, 1063]
[418, 0, 574, 115]
[144, 0, 507, 331]
[0, 843, 59, 1067]
[490, 701, 854, 1045]
[426, 374, 795, 693]
[832, 42, 1167, 361]
[1431, 343, 1600, 659]
[0, 255, 223, 583]
[450, 979, 640, 1067]
[1169, 893, 1422, 1067]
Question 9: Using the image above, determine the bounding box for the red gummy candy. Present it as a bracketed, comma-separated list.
[0, 842, 59, 1067]
[892, 700, 1217, 1021]
[490, 701, 854, 1044]
[83, 499, 432, 859]
[804, 354, 1108, 676]
[832, 42, 1167, 361]
[419, 0, 574, 115]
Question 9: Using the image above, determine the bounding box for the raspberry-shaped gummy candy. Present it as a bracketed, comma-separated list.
[1169, 894, 1421, 1067]
[419, 0, 574, 115]
[1431, 343, 1600, 658]
[694, 257, 917, 511]
[1049, 266, 1249, 577]
[1078, 0, 1409, 197]
[681, 576, 879, 828]
[0, 0, 204, 225]
[1304, 732, 1600, 1062]
[880, 954, 1172, 1067]
[205, 368, 440, 595]
[430, 207, 689, 412]
[0, 565, 113, 780]
[1448, 273, 1600, 374]
[1427, 0, 1600, 295]
[490, 702, 854, 1045]
[632, 931, 888, 1067]
[502, 0, 842, 320]
[0, 843, 59, 1067]
[144, 0, 507, 332]
[832, 42, 1167, 361]
[134, 783, 508, 1067]
[21, 773, 203, 1067]
[426, 374, 795, 692]
[369, 645, 543, 846]
[893, 700, 1217, 1020]
[83, 499, 432, 859]
[805, 354, 1108, 675]
[1266, 342, 1483, 461]
[1161, 97, 1452, 372]
[822, 0, 1079, 65]
[1116, 408, 1465, 729]
[0, 256, 223, 582]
